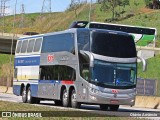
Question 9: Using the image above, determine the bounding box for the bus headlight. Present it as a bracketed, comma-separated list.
[89, 87, 101, 94]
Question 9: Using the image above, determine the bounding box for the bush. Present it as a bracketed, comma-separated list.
[125, 13, 135, 18]
[1, 63, 13, 86]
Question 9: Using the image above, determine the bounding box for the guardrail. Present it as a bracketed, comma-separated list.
[137, 78, 159, 96]
[0, 32, 28, 38]
[136, 46, 160, 51]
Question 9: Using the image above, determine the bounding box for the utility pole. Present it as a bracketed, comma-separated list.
[41, 0, 52, 14]
[89, 0, 92, 22]
[0, 0, 10, 34]
[19, 3, 25, 28]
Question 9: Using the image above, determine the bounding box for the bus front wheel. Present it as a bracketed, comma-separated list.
[99, 104, 108, 111]
[71, 89, 81, 108]
[22, 87, 27, 103]
[109, 105, 119, 111]
[62, 89, 70, 107]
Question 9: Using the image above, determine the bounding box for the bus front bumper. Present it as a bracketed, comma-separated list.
[88, 92, 136, 106]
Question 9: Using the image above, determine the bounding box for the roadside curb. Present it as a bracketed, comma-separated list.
[6, 87, 13, 94]
[0, 86, 7, 93]
[0, 86, 13, 94]
[135, 96, 160, 109]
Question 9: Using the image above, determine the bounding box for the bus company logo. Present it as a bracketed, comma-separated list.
[47, 55, 54, 63]
[60, 56, 69, 61]
[111, 89, 119, 94]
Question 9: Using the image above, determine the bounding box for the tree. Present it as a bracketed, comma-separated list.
[100, 0, 118, 20]
[117, 0, 130, 17]
[100, 0, 130, 20]
[144, 0, 160, 9]
[69, 0, 81, 18]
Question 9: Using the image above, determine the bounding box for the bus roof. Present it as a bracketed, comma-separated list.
[18, 28, 131, 40]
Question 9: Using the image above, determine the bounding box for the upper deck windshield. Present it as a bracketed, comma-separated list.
[91, 31, 136, 58]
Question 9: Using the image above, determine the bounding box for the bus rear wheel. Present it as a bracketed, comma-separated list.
[109, 105, 119, 111]
[62, 89, 70, 107]
[71, 89, 81, 108]
[54, 100, 62, 106]
[27, 87, 36, 104]
[22, 87, 27, 103]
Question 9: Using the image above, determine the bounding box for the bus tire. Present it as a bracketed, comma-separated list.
[22, 87, 27, 103]
[35, 98, 40, 104]
[62, 89, 70, 107]
[100, 104, 108, 111]
[109, 105, 119, 111]
[71, 89, 81, 108]
[54, 100, 62, 106]
[27, 87, 35, 104]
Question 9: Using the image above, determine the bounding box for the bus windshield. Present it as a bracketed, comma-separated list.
[91, 31, 136, 58]
[91, 60, 137, 88]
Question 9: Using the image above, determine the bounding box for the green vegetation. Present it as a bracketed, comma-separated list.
[0, 101, 136, 119]
[0, 0, 159, 39]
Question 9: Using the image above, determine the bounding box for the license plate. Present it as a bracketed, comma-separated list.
[110, 100, 119, 104]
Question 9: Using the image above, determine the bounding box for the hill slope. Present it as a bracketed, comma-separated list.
[0, 0, 159, 39]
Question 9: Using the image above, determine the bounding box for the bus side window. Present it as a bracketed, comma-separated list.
[82, 64, 89, 81]
[21, 40, 28, 53]
[27, 39, 35, 53]
[33, 38, 42, 52]
[79, 53, 90, 81]
[16, 41, 22, 53]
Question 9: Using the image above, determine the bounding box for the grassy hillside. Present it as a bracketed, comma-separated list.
[0, 0, 159, 39]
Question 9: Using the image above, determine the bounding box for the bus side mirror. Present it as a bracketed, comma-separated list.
[90, 53, 94, 68]
[138, 57, 147, 72]
[80, 50, 94, 68]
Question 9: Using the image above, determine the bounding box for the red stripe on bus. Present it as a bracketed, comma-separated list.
[62, 80, 74, 84]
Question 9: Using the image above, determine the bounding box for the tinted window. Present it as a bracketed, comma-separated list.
[16, 41, 22, 53]
[91, 31, 136, 58]
[27, 39, 35, 53]
[79, 53, 90, 81]
[90, 23, 155, 35]
[33, 38, 42, 52]
[42, 33, 75, 54]
[77, 30, 90, 51]
[21, 40, 28, 53]
[40, 65, 76, 80]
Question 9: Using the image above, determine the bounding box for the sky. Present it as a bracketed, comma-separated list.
[6, 0, 96, 15]
[7, 0, 71, 14]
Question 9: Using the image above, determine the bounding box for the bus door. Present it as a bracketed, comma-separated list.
[38, 66, 59, 99]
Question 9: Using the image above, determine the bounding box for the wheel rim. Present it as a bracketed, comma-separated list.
[72, 92, 76, 104]
[22, 89, 26, 101]
[63, 90, 68, 105]
[27, 89, 31, 102]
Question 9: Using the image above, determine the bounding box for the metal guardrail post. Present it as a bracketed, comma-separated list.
[156, 80, 158, 96]
[144, 79, 146, 95]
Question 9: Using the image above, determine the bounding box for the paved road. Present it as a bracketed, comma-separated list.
[0, 93, 160, 118]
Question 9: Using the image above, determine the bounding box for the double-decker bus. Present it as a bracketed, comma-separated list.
[13, 22, 148, 111]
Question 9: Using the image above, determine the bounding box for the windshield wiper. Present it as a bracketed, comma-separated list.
[117, 81, 133, 86]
